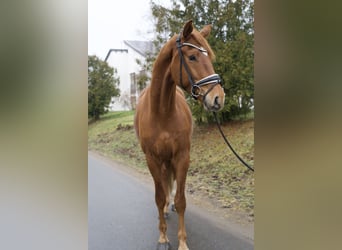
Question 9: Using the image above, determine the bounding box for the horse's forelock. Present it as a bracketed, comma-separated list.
[191, 30, 216, 61]
[159, 29, 216, 63]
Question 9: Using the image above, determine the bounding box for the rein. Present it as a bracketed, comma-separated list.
[213, 112, 255, 172]
[176, 34, 221, 100]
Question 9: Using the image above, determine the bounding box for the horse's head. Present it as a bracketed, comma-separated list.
[171, 20, 225, 112]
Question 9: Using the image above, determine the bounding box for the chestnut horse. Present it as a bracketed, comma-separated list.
[134, 20, 225, 250]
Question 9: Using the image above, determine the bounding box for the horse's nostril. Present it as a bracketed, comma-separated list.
[213, 96, 221, 110]
[214, 96, 219, 105]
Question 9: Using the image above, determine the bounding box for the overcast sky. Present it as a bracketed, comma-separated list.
[88, 0, 169, 60]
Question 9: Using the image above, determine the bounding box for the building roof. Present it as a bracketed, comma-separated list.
[123, 40, 156, 57]
[104, 48, 128, 62]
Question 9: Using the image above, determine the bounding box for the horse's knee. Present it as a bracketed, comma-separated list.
[155, 188, 167, 209]
[155, 194, 166, 209]
[174, 193, 186, 212]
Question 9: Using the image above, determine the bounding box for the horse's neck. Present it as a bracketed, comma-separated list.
[149, 57, 177, 116]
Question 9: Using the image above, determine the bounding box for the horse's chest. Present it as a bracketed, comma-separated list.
[155, 131, 173, 148]
[142, 130, 188, 159]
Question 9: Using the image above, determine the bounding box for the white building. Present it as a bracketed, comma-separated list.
[105, 40, 155, 111]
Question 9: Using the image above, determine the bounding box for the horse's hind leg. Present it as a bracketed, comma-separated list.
[171, 181, 177, 212]
[163, 163, 174, 218]
[146, 156, 171, 249]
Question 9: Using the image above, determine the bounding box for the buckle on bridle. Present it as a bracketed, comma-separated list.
[191, 85, 201, 99]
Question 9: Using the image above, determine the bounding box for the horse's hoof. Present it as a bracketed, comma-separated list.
[164, 212, 169, 219]
[171, 204, 176, 212]
[156, 242, 171, 250]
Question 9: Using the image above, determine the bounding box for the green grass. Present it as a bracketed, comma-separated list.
[88, 111, 145, 168]
[88, 111, 254, 219]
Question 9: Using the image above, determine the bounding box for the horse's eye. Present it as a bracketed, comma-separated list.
[189, 55, 196, 61]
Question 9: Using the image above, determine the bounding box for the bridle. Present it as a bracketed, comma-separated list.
[176, 33, 222, 100]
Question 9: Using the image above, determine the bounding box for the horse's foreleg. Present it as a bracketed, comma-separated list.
[174, 156, 190, 250]
[155, 181, 169, 244]
[175, 182, 189, 250]
[146, 156, 170, 248]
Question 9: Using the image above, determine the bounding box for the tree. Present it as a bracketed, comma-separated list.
[145, 0, 254, 123]
[88, 55, 120, 120]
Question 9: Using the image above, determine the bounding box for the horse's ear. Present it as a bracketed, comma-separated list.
[200, 24, 212, 39]
[182, 20, 193, 39]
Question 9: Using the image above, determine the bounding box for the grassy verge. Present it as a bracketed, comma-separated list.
[88, 111, 254, 220]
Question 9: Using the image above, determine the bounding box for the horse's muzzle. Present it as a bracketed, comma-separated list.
[203, 86, 225, 112]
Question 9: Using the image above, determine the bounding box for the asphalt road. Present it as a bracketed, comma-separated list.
[88, 153, 254, 250]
